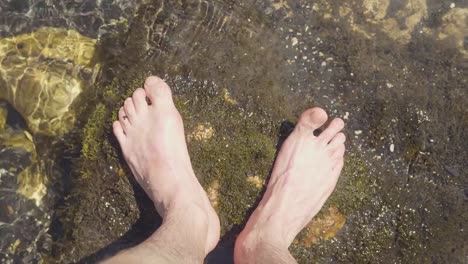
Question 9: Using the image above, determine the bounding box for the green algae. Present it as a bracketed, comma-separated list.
[31, 1, 467, 263]
[57, 68, 386, 262]
[176, 93, 277, 232]
[81, 103, 107, 161]
[326, 152, 374, 215]
[51, 70, 279, 261]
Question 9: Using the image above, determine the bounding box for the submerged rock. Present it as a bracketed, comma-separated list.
[0, 27, 99, 136]
[0, 0, 466, 263]
[320, 0, 428, 43]
[297, 207, 347, 247]
[426, 8, 468, 57]
[0, 102, 6, 130]
[53, 1, 467, 263]
[0, 127, 51, 263]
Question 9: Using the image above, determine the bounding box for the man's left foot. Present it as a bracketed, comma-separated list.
[235, 108, 345, 263]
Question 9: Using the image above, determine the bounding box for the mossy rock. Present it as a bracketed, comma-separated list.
[18, 1, 467, 263]
[52, 67, 385, 262]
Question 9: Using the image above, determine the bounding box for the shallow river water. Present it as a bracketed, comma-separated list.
[0, 0, 467, 263]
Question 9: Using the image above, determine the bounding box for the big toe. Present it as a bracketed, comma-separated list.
[296, 107, 328, 131]
[144, 76, 173, 104]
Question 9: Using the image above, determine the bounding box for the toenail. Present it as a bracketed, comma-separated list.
[145, 76, 161, 85]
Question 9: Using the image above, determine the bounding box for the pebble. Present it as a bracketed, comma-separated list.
[291, 37, 298, 46]
[321, 61, 327, 67]
[450, 3, 455, 8]
[343, 112, 349, 120]
[386, 82, 394, 88]
[390, 144, 395, 152]
[354, 130, 362, 135]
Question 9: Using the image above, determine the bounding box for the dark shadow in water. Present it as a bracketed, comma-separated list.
[79, 121, 296, 264]
[0, 100, 28, 131]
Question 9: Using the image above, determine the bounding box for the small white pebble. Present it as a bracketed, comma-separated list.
[343, 112, 349, 120]
[386, 82, 394, 88]
[354, 130, 362, 135]
[390, 144, 395, 152]
[291, 37, 298, 46]
[450, 3, 455, 8]
[321, 61, 327, 67]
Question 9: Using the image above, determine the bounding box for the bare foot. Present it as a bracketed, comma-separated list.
[112, 76, 220, 254]
[235, 108, 345, 262]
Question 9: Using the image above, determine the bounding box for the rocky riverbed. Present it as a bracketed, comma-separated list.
[0, 0, 466, 263]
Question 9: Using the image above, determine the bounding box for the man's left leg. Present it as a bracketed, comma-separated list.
[103, 76, 220, 263]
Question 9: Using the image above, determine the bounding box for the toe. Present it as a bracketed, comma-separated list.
[144, 76, 173, 104]
[331, 144, 345, 160]
[327, 132, 346, 150]
[123, 98, 136, 121]
[319, 118, 345, 143]
[296, 107, 328, 132]
[118, 107, 130, 131]
[132, 88, 148, 112]
[113, 121, 126, 145]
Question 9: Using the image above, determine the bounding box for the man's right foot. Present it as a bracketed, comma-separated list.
[235, 108, 345, 259]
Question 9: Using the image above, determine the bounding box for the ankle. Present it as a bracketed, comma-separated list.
[165, 192, 207, 220]
[234, 231, 256, 264]
[235, 227, 288, 263]
[156, 181, 204, 214]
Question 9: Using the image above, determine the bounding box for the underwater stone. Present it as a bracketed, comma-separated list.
[0, 127, 45, 205]
[0, 27, 99, 136]
[430, 8, 468, 58]
[328, 0, 428, 44]
[187, 123, 215, 142]
[297, 207, 346, 247]
[27, 1, 467, 263]
[0, 128, 50, 263]
[0, 103, 6, 130]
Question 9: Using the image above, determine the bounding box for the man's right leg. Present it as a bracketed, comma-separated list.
[234, 108, 346, 264]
